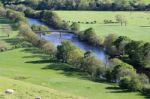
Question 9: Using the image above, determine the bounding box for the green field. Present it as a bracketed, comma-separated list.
[0, 18, 148, 99]
[55, 11, 150, 42]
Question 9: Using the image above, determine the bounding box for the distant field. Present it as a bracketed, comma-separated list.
[55, 11, 150, 42]
[143, 0, 150, 4]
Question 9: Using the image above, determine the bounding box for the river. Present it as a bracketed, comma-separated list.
[27, 18, 108, 64]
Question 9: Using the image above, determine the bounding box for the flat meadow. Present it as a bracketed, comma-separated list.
[55, 11, 150, 42]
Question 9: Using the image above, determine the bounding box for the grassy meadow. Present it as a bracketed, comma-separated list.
[55, 11, 150, 42]
[0, 76, 83, 99]
[0, 18, 149, 99]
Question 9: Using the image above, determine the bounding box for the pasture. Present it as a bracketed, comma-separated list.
[0, 76, 83, 99]
[55, 11, 150, 42]
[0, 17, 149, 99]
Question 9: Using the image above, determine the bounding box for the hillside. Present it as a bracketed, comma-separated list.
[0, 76, 83, 99]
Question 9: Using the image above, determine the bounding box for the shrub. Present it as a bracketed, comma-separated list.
[141, 85, 150, 95]
[0, 42, 7, 52]
[119, 76, 142, 91]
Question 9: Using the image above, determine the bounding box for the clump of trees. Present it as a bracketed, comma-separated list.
[106, 58, 149, 91]
[104, 35, 150, 71]
[70, 22, 80, 33]
[31, 24, 49, 31]
[78, 28, 104, 47]
[5, 4, 69, 30]
[31, 24, 49, 36]
[57, 41, 105, 81]
[104, 19, 115, 24]
[19, 22, 57, 57]
[115, 14, 127, 26]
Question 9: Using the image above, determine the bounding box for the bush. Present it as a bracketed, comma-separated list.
[104, 19, 114, 24]
[141, 85, 150, 95]
[119, 76, 142, 91]
[0, 42, 7, 52]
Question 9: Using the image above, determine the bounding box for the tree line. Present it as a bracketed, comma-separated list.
[2, 0, 150, 11]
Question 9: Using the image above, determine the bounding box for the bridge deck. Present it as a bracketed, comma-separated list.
[33, 30, 74, 33]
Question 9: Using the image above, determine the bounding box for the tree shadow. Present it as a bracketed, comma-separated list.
[106, 86, 130, 93]
[140, 26, 150, 28]
[0, 18, 14, 24]
[25, 60, 51, 64]
[140, 93, 150, 99]
[42, 63, 90, 80]
[3, 38, 18, 45]
[106, 86, 150, 99]
[0, 36, 7, 38]
[21, 48, 44, 55]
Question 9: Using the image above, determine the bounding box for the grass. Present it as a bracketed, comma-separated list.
[55, 11, 150, 42]
[0, 17, 18, 48]
[0, 17, 149, 99]
[0, 76, 83, 99]
[0, 48, 148, 99]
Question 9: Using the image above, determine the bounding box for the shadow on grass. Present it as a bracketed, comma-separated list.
[25, 59, 58, 64]
[140, 93, 150, 99]
[42, 63, 90, 80]
[106, 86, 150, 99]
[0, 18, 17, 30]
[21, 48, 52, 61]
[21, 48, 44, 54]
[140, 26, 150, 27]
[3, 38, 18, 45]
[0, 36, 7, 38]
[106, 86, 131, 93]
[0, 18, 14, 24]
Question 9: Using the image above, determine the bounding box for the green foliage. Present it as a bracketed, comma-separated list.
[57, 41, 83, 63]
[108, 58, 136, 82]
[40, 10, 67, 29]
[113, 36, 131, 55]
[142, 85, 150, 95]
[119, 75, 145, 91]
[80, 50, 105, 80]
[78, 28, 104, 46]
[115, 14, 127, 26]
[125, 41, 148, 67]
[31, 24, 49, 32]
[24, 0, 150, 11]
[70, 22, 80, 32]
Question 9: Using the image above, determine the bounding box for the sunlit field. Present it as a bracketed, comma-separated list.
[55, 11, 150, 42]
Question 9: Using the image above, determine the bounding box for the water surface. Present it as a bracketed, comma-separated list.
[27, 18, 108, 64]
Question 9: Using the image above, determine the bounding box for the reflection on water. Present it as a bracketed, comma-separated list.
[27, 18, 108, 64]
